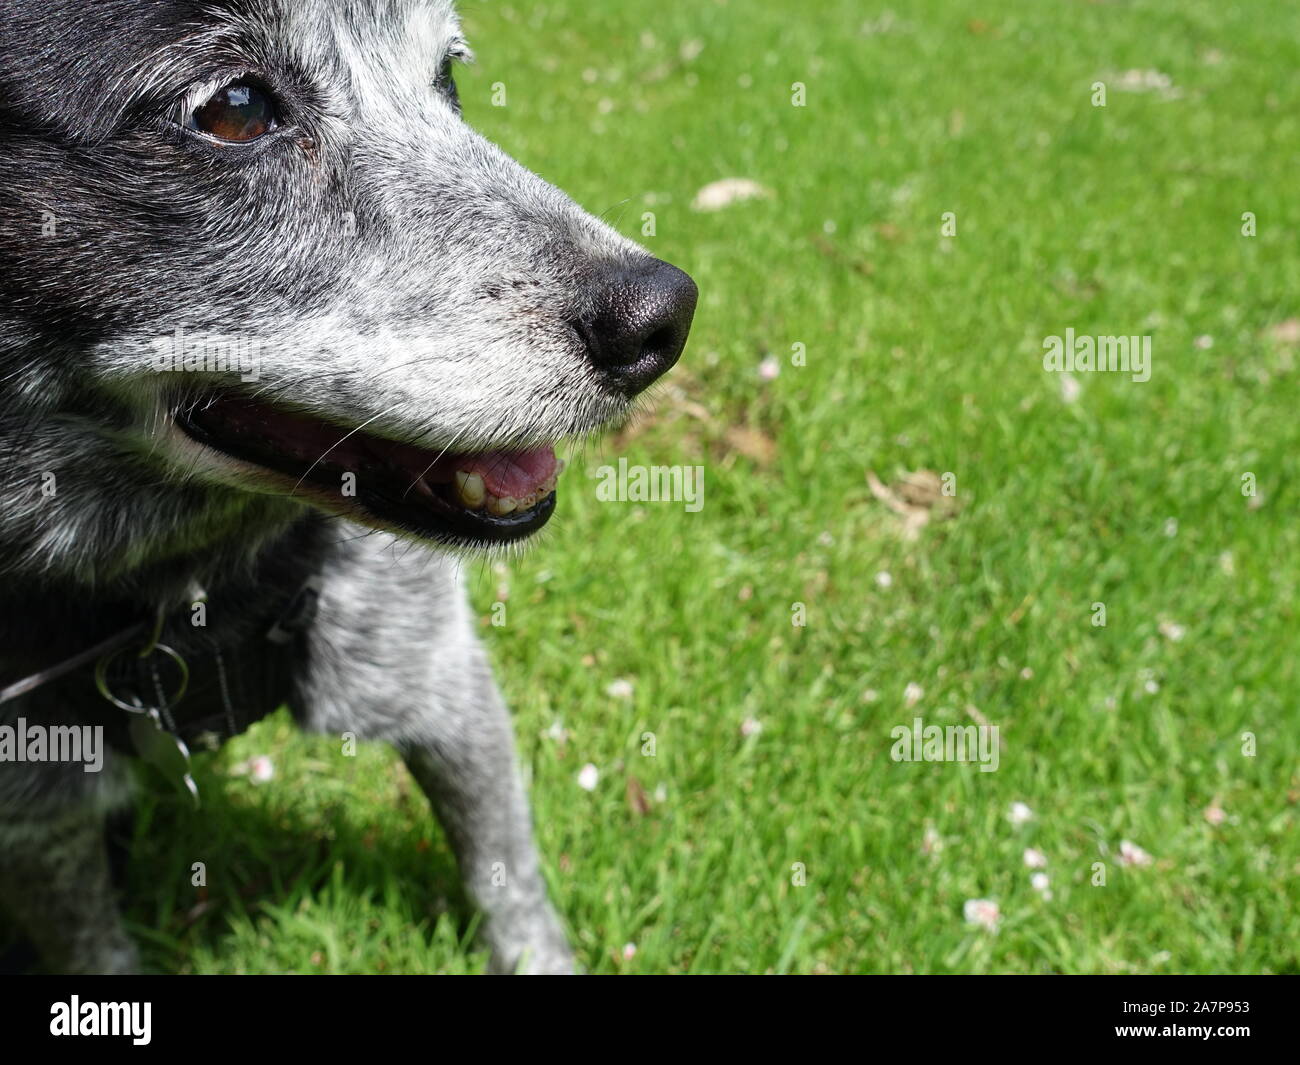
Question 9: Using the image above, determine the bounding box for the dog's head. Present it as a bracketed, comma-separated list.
[0, 0, 695, 552]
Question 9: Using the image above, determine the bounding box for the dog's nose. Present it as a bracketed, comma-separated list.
[577, 258, 698, 394]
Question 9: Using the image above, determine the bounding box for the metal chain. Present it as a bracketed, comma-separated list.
[213, 648, 239, 741]
[148, 659, 177, 732]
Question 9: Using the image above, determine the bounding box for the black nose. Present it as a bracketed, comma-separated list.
[576, 258, 698, 395]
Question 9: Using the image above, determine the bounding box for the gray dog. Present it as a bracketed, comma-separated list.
[0, 0, 695, 975]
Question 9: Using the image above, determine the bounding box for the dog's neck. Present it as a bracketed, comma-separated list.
[0, 392, 330, 665]
[0, 497, 329, 674]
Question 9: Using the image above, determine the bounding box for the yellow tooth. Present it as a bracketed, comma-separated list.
[538, 476, 557, 496]
[454, 471, 486, 508]
[487, 495, 517, 516]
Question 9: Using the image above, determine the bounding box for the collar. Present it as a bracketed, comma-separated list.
[0, 615, 157, 707]
[0, 575, 321, 805]
[0, 576, 320, 709]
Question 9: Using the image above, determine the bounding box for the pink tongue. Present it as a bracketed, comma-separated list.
[459, 448, 558, 498]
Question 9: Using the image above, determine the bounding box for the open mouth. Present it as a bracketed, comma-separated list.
[175, 391, 561, 545]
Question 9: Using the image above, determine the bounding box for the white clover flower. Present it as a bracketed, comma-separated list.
[963, 898, 1001, 932]
[1119, 839, 1153, 867]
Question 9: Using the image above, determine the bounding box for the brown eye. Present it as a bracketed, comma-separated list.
[188, 82, 277, 142]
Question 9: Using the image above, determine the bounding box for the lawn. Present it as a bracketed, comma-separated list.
[125, 0, 1299, 974]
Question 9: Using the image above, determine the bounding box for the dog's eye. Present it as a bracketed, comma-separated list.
[435, 59, 460, 110]
[188, 82, 278, 142]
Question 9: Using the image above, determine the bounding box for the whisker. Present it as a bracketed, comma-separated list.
[291, 404, 403, 495]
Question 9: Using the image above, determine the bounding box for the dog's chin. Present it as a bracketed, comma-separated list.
[169, 389, 568, 549]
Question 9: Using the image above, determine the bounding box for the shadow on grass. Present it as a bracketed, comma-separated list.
[1, 756, 473, 975]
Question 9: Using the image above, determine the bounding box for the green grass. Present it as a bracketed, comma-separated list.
[128, 0, 1299, 973]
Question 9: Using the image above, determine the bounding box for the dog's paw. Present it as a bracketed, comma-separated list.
[485, 910, 575, 975]
[490, 944, 576, 975]
[63, 938, 141, 976]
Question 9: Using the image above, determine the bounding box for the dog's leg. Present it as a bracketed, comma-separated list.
[0, 798, 139, 974]
[298, 541, 573, 973]
[399, 651, 572, 975]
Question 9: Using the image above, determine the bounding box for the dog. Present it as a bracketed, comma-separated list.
[0, 0, 696, 975]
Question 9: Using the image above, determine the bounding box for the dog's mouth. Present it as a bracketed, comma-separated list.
[175, 391, 561, 545]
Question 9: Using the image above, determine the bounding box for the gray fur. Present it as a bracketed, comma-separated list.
[0, 0, 694, 975]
